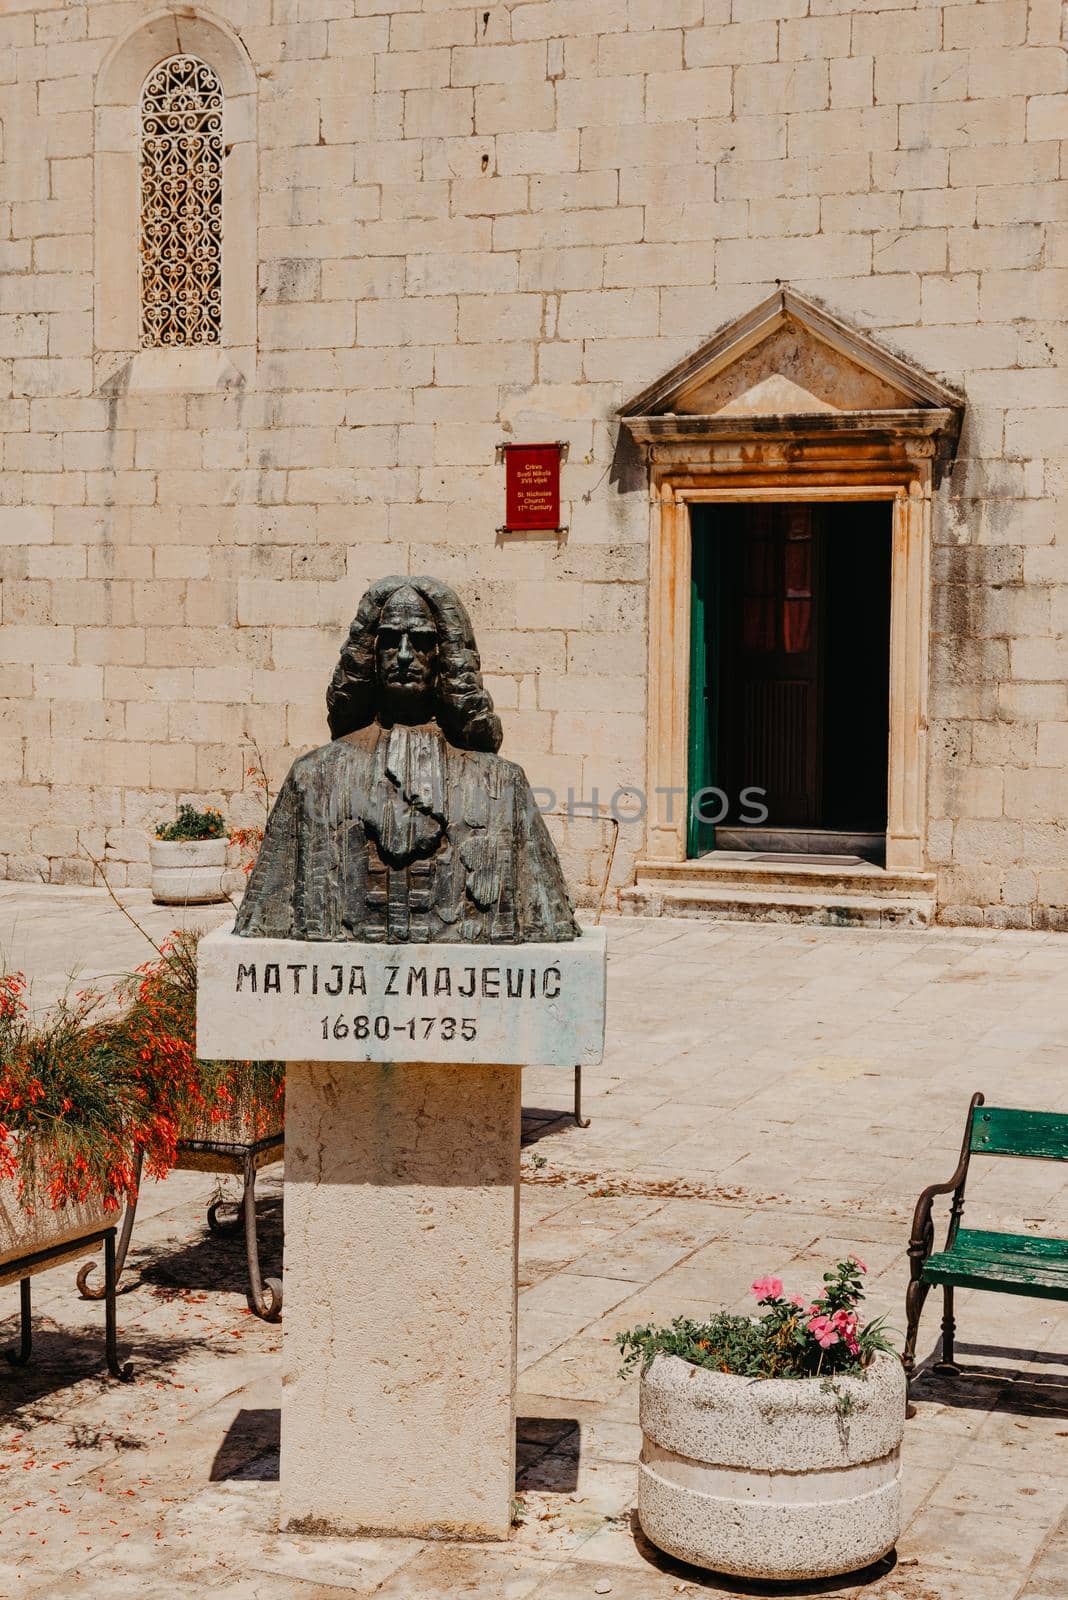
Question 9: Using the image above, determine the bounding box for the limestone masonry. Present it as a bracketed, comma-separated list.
[0, 0, 1066, 926]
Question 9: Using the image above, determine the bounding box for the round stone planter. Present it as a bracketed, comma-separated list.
[150, 838, 228, 906]
[637, 1350, 905, 1582]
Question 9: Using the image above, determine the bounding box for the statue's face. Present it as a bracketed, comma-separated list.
[376, 587, 439, 707]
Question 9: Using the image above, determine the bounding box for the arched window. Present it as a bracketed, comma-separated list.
[96, 10, 256, 383]
[140, 54, 223, 348]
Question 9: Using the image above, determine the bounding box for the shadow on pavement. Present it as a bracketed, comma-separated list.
[211, 1405, 280, 1481]
[911, 1340, 1068, 1416]
[132, 1193, 283, 1303]
[210, 1411, 586, 1494]
[516, 1415, 580, 1491]
[0, 1322, 202, 1413]
[522, 1105, 584, 1146]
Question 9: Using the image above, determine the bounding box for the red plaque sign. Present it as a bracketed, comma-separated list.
[501, 443, 562, 532]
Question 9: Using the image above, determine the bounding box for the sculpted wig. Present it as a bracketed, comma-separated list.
[326, 576, 503, 753]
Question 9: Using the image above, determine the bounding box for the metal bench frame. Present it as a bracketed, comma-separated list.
[904, 1090, 1068, 1385]
[4, 1225, 133, 1381]
[76, 1133, 284, 1323]
[542, 806, 619, 1133]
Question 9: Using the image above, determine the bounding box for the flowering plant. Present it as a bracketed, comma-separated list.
[229, 752, 272, 877]
[228, 822, 265, 878]
[617, 1258, 895, 1383]
[0, 931, 284, 1216]
[0, 975, 174, 1213]
[155, 803, 227, 842]
[109, 930, 284, 1144]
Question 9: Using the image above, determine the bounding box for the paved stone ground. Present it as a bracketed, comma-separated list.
[1, 884, 1067, 1600]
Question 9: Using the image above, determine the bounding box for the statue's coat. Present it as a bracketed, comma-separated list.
[235, 724, 578, 944]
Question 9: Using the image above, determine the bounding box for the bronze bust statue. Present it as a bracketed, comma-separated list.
[235, 577, 579, 944]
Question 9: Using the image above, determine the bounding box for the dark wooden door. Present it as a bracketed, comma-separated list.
[687, 518, 720, 856]
[721, 505, 823, 828]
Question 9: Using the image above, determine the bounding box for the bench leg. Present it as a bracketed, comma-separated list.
[573, 1063, 590, 1129]
[5, 1278, 32, 1367]
[242, 1155, 282, 1323]
[78, 1150, 143, 1300]
[104, 1230, 134, 1382]
[903, 1275, 930, 1386]
[933, 1285, 959, 1376]
[207, 1190, 245, 1235]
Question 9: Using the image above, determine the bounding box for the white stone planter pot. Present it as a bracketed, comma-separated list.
[637, 1350, 905, 1582]
[150, 838, 228, 906]
[0, 1179, 111, 1270]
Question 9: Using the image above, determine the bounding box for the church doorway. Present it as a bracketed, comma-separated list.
[687, 502, 892, 862]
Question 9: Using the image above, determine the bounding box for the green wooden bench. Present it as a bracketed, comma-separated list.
[903, 1091, 1068, 1384]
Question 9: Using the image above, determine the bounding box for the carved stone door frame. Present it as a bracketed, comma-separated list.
[620, 289, 964, 875]
[642, 447, 936, 873]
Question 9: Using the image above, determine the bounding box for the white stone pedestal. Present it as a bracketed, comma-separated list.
[197, 926, 606, 1540]
[282, 1058, 520, 1537]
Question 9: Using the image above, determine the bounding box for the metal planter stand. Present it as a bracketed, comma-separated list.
[77, 1132, 284, 1322]
[76, 1160, 141, 1304]
[572, 1063, 590, 1129]
[543, 808, 618, 1133]
[5, 1226, 133, 1381]
[179, 1133, 284, 1321]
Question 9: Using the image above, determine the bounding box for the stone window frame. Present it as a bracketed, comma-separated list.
[95, 7, 257, 393]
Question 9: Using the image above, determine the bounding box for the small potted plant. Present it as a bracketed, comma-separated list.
[618, 1258, 904, 1583]
[151, 804, 228, 906]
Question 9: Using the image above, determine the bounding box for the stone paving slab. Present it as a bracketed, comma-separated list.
[1, 888, 1067, 1598]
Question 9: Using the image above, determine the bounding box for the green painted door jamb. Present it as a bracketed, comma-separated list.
[687, 510, 718, 858]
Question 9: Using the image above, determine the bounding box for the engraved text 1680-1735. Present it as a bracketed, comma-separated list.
[197, 928, 607, 1067]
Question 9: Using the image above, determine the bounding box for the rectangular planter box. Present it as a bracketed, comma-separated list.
[0, 1182, 112, 1273]
[179, 1098, 283, 1149]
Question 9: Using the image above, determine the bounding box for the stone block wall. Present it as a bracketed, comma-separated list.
[0, 0, 1065, 925]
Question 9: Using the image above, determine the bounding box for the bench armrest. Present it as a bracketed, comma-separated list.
[907, 1091, 985, 1281]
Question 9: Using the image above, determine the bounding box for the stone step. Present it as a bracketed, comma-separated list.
[631, 856, 936, 901]
[619, 881, 934, 929]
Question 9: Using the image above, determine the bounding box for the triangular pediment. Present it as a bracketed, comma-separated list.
[620, 288, 961, 422]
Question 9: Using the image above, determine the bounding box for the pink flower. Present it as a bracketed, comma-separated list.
[807, 1314, 839, 1350]
[849, 1255, 868, 1273]
[789, 1294, 806, 1308]
[829, 1309, 860, 1355]
[751, 1276, 784, 1302]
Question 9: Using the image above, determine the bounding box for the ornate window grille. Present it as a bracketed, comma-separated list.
[140, 54, 223, 348]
